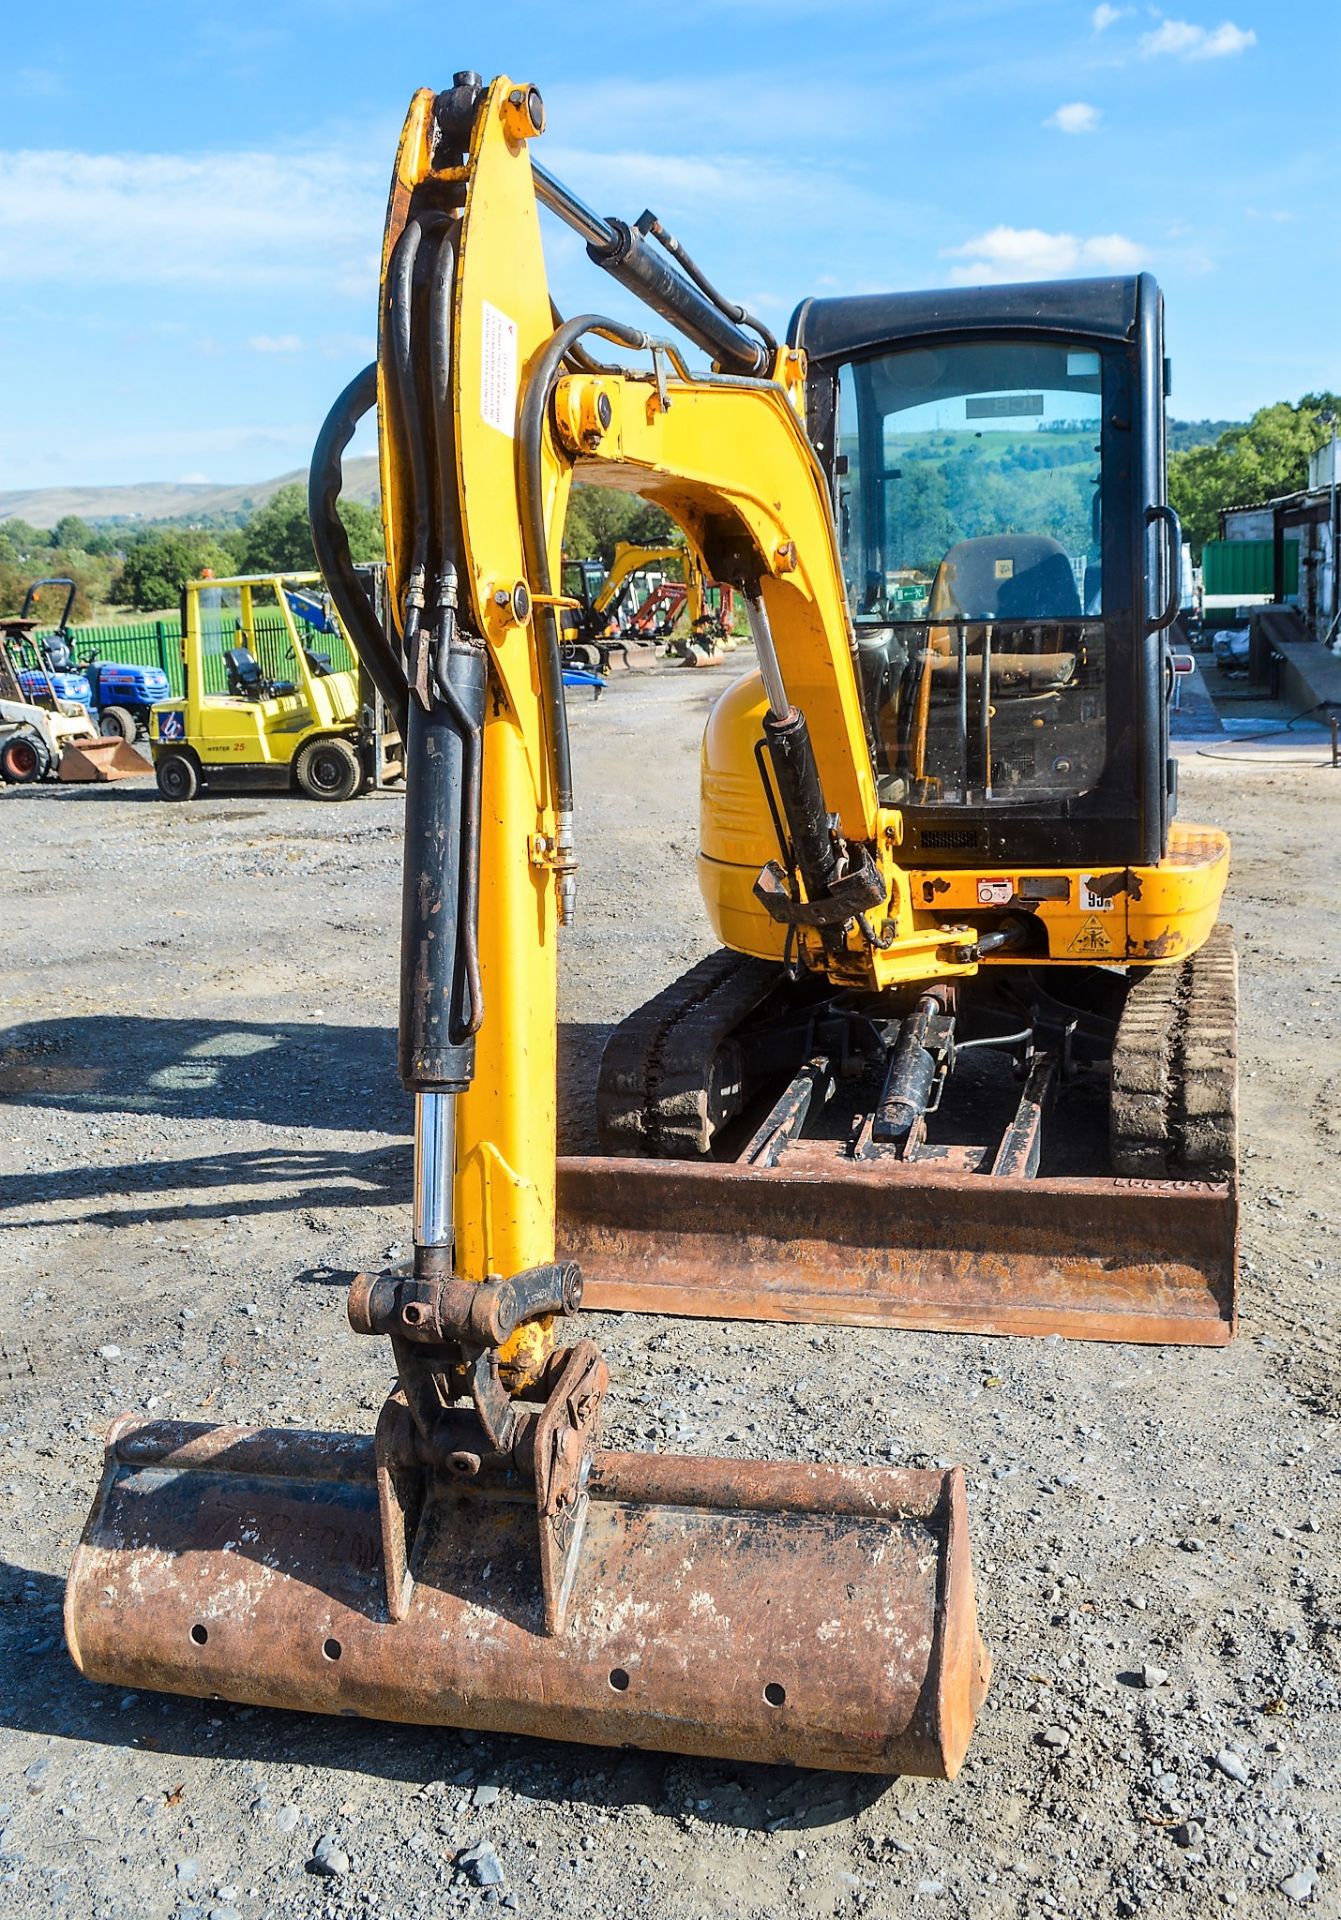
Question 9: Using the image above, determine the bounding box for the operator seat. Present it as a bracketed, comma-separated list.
[41, 636, 75, 673]
[929, 533, 1082, 623]
[224, 646, 296, 700]
[925, 534, 1080, 693]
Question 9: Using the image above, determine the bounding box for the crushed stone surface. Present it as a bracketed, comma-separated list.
[0, 662, 1337, 1918]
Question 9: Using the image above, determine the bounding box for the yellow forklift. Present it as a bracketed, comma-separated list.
[149, 571, 401, 801]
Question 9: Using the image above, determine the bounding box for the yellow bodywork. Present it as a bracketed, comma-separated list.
[375, 79, 1230, 1376]
[700, 670, 1229, 972]
[151, 573, 360, 776]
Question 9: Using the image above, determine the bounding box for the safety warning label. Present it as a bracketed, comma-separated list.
[480, 302, 518, 436]
[1068, 915, 1114, 955]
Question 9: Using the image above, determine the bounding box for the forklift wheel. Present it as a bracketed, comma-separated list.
[0, 730, 51, 784]
[99, 706, 138, 742]
[155, 751, 200, 802]
[296, 735, 362, 802]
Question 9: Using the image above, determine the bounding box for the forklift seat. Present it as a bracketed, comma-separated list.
[224, 646, 295, 700]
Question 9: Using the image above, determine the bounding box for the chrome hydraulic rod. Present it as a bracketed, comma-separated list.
[413, 1091, 455, 1251]
[531, 160, 614, 249]
[745, 593, 791, 720]
[531, 158, 767, 376]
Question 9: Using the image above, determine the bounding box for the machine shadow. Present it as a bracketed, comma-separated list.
[3, 1561, 889, 1832]
[0, 1017, 618, 1224]
[0, 1144, 411, 1231]
[0, 1014, 406, 1133]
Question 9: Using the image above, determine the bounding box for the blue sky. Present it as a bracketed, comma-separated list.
[2, 0, 1337, 490]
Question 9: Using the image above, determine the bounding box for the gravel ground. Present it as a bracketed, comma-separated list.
[0, 659, 1337, 1920]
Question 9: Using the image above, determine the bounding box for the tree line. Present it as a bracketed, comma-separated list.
[1169, 393, 1339, 553]
[0, 480, 675, 626]
[0, 484, 383, 621]
[5, 390, 1326, 627]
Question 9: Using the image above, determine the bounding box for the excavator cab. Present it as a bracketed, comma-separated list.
[797, 282, 1176, 867]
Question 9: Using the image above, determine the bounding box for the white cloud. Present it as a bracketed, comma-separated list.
[1140, 18, 1256, 60]
[1091, 4, 1129, 29]
[249, 333, 304, 353]
[944, 226, 1145, 284]
[0, 147, 383, 293]
[1046, 102, 1101, 134]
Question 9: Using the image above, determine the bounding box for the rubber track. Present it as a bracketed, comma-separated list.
[1110, 923, 1238, 1178]
[596, 949, 782, 1158]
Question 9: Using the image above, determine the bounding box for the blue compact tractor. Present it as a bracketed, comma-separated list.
[17, 579, 171, 740]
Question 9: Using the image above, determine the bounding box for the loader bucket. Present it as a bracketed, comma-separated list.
[558, 1156, 1238, 1346]
[67, 1416, 990, 1778]
[58, 737, 152, 782]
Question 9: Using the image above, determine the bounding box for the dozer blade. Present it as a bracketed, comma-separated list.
[57, 737, 152, 782]
[67, 1416, 990, 1778]
[558, 1157, 1237, 1346]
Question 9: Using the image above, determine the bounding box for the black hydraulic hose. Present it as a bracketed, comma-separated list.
[385, 217, 434, 671]
[548, 298, 621, 375]
[427, 231, 462, 615]
[518, 311, 647, 816]
[635, 212, 778, 355]
[426, 226, 484, 1036]
[308, 363, 408, 735]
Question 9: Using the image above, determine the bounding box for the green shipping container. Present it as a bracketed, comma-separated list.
[1202, 539, 1299, 599]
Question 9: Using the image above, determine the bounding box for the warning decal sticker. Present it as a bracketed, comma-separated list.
[1068, 916, 1114, 956]
[1080, 876, 1117, 911]
[480, 302, 518, 437]
[977, 878, 1013, 906]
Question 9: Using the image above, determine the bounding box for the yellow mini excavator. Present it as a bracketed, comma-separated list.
[68, 70, 1236, 1780]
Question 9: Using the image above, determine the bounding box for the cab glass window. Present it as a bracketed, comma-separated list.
[837, 340, 1109, 807]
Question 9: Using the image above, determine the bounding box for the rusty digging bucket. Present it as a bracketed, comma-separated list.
[67, 1416, 990, 1778]
[58, 736, 152, 782]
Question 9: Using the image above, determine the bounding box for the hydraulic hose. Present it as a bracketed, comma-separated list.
[384, 217, 435, 675]
[548, 298, 620, 376]
[517, 310, 647, 821]
[635, 212, 777, 355]
[427, 230, 462, 628]
[307, 363, 408, 734]
[426, 225, 484, 1036]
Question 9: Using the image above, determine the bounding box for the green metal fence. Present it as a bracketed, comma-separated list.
[31, 611, 356, 700]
